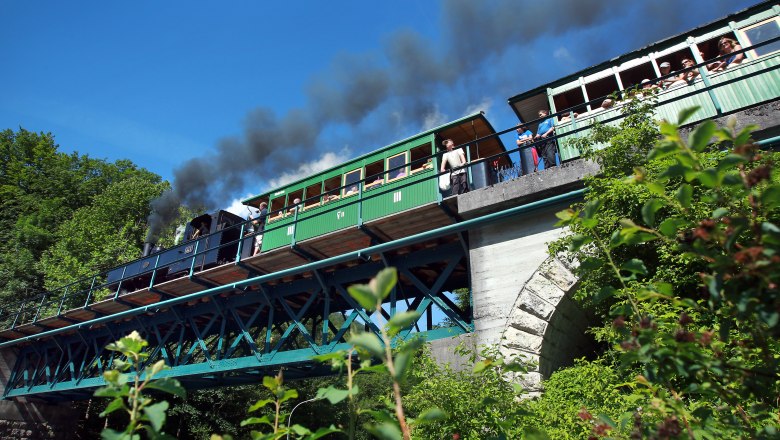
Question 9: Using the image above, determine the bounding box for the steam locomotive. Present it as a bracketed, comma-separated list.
[106, 210, 251, 294]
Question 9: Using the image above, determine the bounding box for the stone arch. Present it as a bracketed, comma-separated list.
[498, 254, 596, 395]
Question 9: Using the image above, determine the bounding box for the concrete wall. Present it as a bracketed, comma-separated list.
[0, 349, 79, 440]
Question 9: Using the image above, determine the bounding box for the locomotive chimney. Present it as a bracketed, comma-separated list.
[142, 242, 154, 257]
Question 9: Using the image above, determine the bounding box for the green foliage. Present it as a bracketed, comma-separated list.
[404, 345, 531, 440]
[527, 359, 639, 439]
[95, 331, 185, 439]
[554, 108, 780, 437]
[0, 127, 163, 308]
[40, 177, 168, 295]
[233, 370, 339, 440]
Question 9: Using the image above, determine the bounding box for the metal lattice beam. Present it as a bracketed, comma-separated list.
[3, 241, 472, 401]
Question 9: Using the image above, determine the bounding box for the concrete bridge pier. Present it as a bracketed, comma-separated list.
[431, 161, 600, 395]
[0, 348, 79, 440]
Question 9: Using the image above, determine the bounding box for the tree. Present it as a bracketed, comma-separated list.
[554, 107, 780, 437]
[0, 127, 164, 308]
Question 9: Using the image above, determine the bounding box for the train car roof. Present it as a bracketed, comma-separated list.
[242, 111, 506, 206]
[506, 0, 775, 116]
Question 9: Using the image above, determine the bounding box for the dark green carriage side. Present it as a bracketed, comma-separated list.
[508, 2, 780, 161]
[242, 113, 506, 252]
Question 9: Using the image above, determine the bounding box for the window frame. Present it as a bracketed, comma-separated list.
[342, 168, 363, 197]
[739, 17, 780, 59]
[385, 152, 409, 182]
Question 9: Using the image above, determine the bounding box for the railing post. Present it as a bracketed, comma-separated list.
[83, 276, 97, 308]
[357, 183, 364, 228]
[291, 206, 299, 247]
[464, 144, 473, 188]
[698, 68, 724, 115]
[114, 266, 127, 299]
[188, 240, 200, 278]
[148, 255, 161, 289]
[32, 293, 47, 323]
[236, 223, 246, 263]
[11, 301, 25, 329]
[434, 151, 443, 203]
[57, 287, 69, 315]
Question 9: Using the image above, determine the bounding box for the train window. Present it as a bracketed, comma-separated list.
[386, 152, 408, 181]
[342, 168, 362, 197]
[304, 183, 322, 209]
[364, 160, 384, 190]
[585, 74, 620, 104]
[552, 87, 588, 121]
[269, 197, 286, 220]
[287, 189, 303, 215]
[322, 176, 341, 203]
[656, 47, 695, 78]
[410, 143, 432, 173]
[697, 31, 742, 68]
[619, 62, 656, 90]
[741, 18, 780, 58]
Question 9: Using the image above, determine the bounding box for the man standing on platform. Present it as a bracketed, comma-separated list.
[534, 109, 557, 169]
[516, 123, 537, 174]
[440, 138, 469, 195]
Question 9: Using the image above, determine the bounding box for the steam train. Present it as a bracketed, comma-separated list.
[104, 111, 509, 295]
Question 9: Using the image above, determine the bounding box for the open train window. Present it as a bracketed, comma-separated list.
[741, 18, 780, 58]
[303, 183, 322, 210]
[584, 74, 620, 107]
[364, 160, 384, 190]
[697, 31, 743, 67]
[656, 47, 695, 78]
[342, 168, 362, 197]
[619, 62, 656, 90]
[410, 143, 432, 173]
[189, 214, 212, 239]
[286, 189, 303, 215]
[552, 87, 588, 121]
[386, 152, 408, 181]
[322, 176, 341, 204]
[269, 197, 286, 221]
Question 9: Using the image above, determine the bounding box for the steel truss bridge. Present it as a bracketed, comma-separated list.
[2, 237, 471, 402]
[0, 191, 583, 402]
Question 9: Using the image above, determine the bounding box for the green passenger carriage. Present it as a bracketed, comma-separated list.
[242, 112, 508, 253]
[508, 2, 780, 161]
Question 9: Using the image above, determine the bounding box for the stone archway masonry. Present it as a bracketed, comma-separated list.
[498, 253, 592, 396]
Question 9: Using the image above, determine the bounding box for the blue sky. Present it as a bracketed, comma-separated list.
[1, 0, 758, 211]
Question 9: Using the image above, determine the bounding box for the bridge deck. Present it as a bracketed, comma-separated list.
[0, 198, 460, 343]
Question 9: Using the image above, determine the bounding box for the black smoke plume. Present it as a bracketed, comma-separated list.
[145, 0, 750, 239]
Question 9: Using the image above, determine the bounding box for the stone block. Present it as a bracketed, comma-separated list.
[502, 327, 544, 353]
[539, 258, 577, 292]
[524, 273, 565, 304]
[518, 371, 544, 392]
[516, 290, 556, 320]
[507, 311, 548, 337]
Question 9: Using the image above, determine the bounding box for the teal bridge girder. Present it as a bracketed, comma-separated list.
[2, 239, 472, 402]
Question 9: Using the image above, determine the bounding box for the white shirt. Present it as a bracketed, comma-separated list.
[442, 149, 466, 174]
